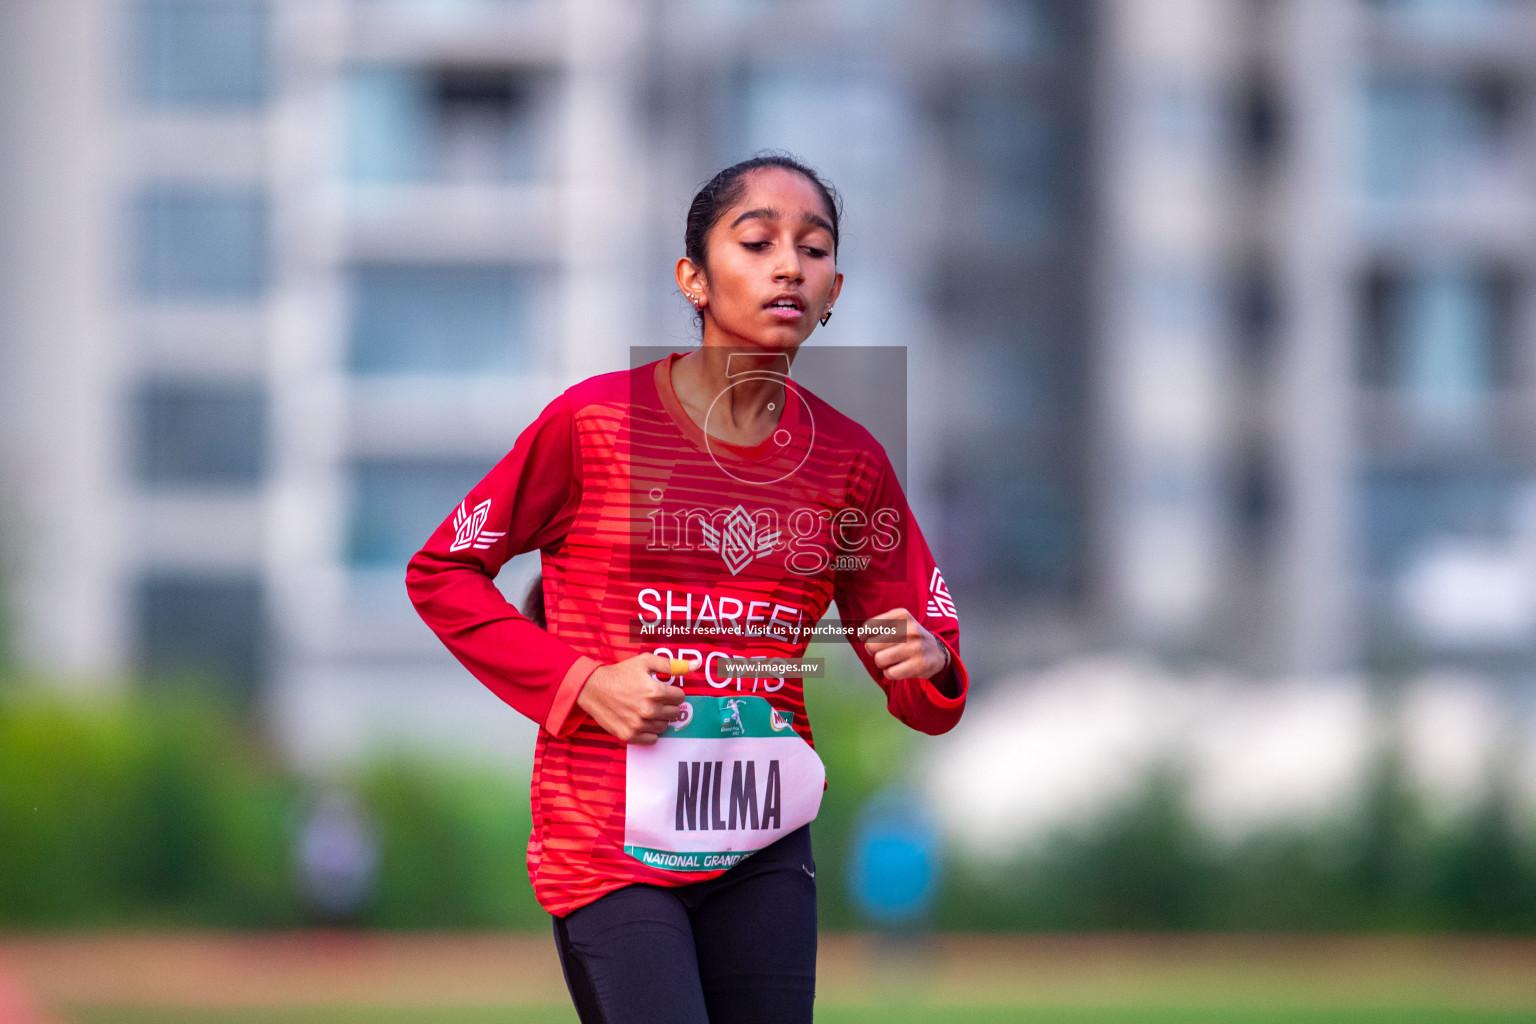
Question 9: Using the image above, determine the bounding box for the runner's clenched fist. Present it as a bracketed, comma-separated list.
[860, 606, 951, 682]
[578, 654, 696, 745]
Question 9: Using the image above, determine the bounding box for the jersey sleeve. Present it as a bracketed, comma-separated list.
[405, 394, 598, 738]
[832, 449, 969, 736]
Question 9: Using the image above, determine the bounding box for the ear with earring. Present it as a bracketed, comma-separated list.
[819, 307, 833, 327]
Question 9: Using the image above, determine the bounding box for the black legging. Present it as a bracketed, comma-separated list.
[551, 825, 817, 1024]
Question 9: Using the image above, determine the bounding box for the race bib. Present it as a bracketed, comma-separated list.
[624, 695, 825, 872]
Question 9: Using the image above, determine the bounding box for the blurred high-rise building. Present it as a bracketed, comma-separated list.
[1321, 0, 1536, 678]
[1095, 0, 1536, 677]
[1, 0, 1531, 767]
[0, 0, 651, 766]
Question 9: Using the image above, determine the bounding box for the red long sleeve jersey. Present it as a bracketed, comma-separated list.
[406, 352, 969, 916]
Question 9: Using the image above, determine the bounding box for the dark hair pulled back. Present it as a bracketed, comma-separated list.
[684, 152, 842, 273]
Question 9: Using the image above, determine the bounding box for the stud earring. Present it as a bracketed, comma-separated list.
[819, 308, 833, 327]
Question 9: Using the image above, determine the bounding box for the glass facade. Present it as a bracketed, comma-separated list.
[1366, 0, 1527, 36]
[1358, 465, 1536, 653]
[1363, 74, 1514, 200]
[347, 65, 545, 184]
[1354, 0, 1535, 659]
[135, 573, 265, 696]
[968, 0, 1068, 58]
[1361, 264, 1511, 431]
[735, 69, 909, 198]
[134, 185, 269, 299]
[134, 0, 269, 109]
[1360, 467, 1512, 584]
[1394, 271, 1498, 428]
[945, 93, 1078, 251]
[135, 380, 266, 487]
[930, 0, 1093, 601]
[348, 263, 531, 374]
[347, 459, 494, 570]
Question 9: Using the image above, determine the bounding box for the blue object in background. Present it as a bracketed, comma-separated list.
[847, 788, 940, 927]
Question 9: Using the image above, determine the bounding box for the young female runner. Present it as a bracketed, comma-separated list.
[407, 154, 968, 1024]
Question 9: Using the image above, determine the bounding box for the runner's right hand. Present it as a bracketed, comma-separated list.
[576, 654, 696, 745]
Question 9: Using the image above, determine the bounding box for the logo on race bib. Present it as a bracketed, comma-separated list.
[769, 707, 793, 732]
[670, 700, 694, 731]
[720, 698, 746, 737]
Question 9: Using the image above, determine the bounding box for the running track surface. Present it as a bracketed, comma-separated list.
[2, 934, 1536, 1017]
[0, 967, 64, 1024]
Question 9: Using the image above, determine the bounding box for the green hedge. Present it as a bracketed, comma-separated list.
[0, 684, 545, 930]
[4, 676, 1535, 932]
[934, 757, 1536, 933]
[0, 685, 298, 927]
[0, 668, 911, 931]
[356, 757, 541, 929]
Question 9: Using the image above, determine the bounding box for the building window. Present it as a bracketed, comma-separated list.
[136, 573, 265, 697]
[135, 185, 269, 299]
[1357, 466, 1534, 649]
[134, 0, 269, 110]
[939, 92, 1081, 251]
[1360, 265, 1512, 430]
[736, 70, 912, 199]
[348, 263, 531, 374]
[992, 471, 1083, 598]
[346, 65, 549, 184]
[1236, 72, 1284, 179]
[938, 439, 1083, 601]
[135, 380, 266, 487]
[967, 0, 1084, 58]
[1233, 258, 1281, 372]
[348, 460, 492, 571]
[1359, 467, 1509, 581]
[1365, 0, 1524, 38]
[1234, 447, 1279, 551]
[1363, 74, 1515, 200]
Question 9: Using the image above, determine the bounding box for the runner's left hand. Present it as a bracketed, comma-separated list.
[860, 607, 948, 682]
